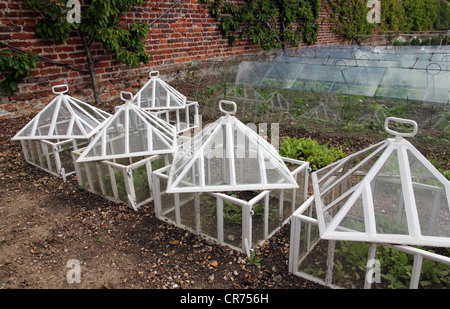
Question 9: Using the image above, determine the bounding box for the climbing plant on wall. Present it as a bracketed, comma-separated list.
[326, 0, 375, 40]
[327, 0, 448, 41]
[22, 0, 150, 104]
[198, 0, 321, 50]
[0, 49, 39, 96]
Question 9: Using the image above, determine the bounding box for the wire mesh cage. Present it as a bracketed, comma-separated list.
[152, 100, 310, 255]
[11, 85, 111, 180]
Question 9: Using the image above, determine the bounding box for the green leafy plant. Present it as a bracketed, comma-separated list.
[246, 250, 262, 266]
[199, 0, 320, 50]
[24, 0, 150, 104]
[326, 0, 375, 40]
[0, 49, 39, 95]
[327, 0, 448, 41]
[279, 137, 345, 171]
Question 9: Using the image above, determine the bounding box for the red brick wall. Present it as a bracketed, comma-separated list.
[0, 0, 346, 118]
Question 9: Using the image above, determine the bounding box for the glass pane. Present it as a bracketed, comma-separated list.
[132, 164, 151, 204]
[199, 194, 217, 239]
[371, 150, 409, 235]
[105, 112, 126, 156]
[337, 194, 365, 233]
[408, 150, 450, 238]
[128, 112, 148, 153]
[179, 193, 197, 231]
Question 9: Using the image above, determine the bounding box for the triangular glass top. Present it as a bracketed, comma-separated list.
[76, 102, 177, 162]
[12, 85, 111, 140]
[131, 71, 186, 110]
[313, 117, 450, 247]
[166, 101, 298, 193]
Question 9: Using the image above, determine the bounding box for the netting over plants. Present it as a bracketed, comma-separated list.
[166, 100, 299, 193]
[312, 117, 450, 247]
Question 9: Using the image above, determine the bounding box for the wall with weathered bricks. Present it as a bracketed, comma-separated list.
[0, 0, 347, 118]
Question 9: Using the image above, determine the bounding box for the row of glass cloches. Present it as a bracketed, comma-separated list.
[12, 70, 450, 249]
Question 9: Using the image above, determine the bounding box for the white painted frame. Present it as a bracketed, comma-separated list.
[152, 158, 309, 255]
[289, 197, 450, 289]
[166, 101, 299, 194]
[72, 147, 171, 211]
[313, 117, 450, 247]
[76, 102, 177, 163]
[131, 71, 187, 110]
[20, 138, 87, 181]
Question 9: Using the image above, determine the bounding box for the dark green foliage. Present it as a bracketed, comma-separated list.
[199, 0, 320, 50]
[327, 0, 450, 40]
[326, 0, 375, 40]
[24, 0, 150, 68]
[0, 49, 39, 95]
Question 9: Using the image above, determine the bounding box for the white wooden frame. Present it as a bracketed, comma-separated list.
[72, 147, 171, 211]
[12, 85, 110, 141]
[76, 102, 177, 163]
[20, 138, 87, 181]
[131, 71, 186, 110]
[152, 158, 309, 255]
[152, 100, 200, 134]
[289, 197, 450, 289]
[166, 100, 299, 194]
[313, 117, 450, 247]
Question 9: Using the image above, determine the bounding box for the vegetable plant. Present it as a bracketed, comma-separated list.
[279, 137, 345, 171]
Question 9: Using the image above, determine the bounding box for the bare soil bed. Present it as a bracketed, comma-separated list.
[0, 114, 327, 290]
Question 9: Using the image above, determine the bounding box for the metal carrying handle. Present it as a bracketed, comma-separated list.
[120, 91, 133, 102]
[149, 71, 160, 78]
[384, 117, 418, 138]
[219, 100, 237, 115]
[52, 84, 69, 94]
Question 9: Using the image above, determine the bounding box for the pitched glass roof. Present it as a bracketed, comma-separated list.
[130, 71, 187, 110]
[166, 101, 299, 193]
[312, 117, 450, 247]
[12, 85, 111, 141]
[76, 94, 177, 163]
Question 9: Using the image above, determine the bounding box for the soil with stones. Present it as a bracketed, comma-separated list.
[0, 108, 447, 291]
[0, 114, 326, 290]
